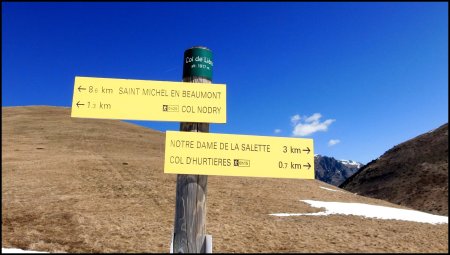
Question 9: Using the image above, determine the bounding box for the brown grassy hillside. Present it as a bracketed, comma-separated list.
[2, 106, 448, 253]
[340, 123, 448, 216]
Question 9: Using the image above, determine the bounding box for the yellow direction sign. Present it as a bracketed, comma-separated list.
[71, 76, 226, 123]
[164, 131, 314, 179]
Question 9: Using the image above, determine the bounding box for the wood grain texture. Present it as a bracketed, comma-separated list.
[173, 75, 210, 253]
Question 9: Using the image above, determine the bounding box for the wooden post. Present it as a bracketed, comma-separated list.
[172, 46, 213, 253]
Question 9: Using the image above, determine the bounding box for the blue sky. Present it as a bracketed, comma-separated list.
[2, 2, 448, 164]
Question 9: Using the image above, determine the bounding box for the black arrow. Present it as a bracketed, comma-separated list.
[302, 147, 311, 154]
[78, 85, 86, 92]
[76, 101, 85, 108]
[303, 162, 311, 170]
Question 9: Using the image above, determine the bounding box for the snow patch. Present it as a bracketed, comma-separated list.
[270, 200, 448, 225]
[319, 186, 342, 192]
[339, 159, 362, 168]
[2, 248, 48, 253]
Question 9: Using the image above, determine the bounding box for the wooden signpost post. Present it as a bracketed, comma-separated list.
[172, 46, 214, 253]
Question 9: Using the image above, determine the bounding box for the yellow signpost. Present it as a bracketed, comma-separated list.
[71, 76, 226, 123]
[70, 47, 316, 253]
[164, 131, 314, 179]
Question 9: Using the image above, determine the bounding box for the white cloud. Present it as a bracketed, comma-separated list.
[305, 113, 322, 123]
[328, 139, 340, 147]
[290, 114, 300, 125]
[292, 113, 335, 136]
[274, 129, 282, 134]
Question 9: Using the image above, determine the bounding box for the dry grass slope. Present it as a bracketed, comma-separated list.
[2, 106, 448, 253]
[341, 123, 448, 216]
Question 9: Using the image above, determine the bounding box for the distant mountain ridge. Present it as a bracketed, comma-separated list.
[340, 123, 448, 216]
[314, 155, 362, 186]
